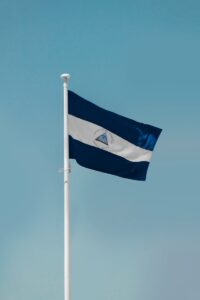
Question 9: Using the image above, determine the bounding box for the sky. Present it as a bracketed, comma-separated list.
[0, 0, 200, 299]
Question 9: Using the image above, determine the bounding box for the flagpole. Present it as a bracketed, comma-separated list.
[61, 73, 71, 300]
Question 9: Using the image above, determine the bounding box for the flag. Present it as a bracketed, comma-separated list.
[68, 91, 162, 181]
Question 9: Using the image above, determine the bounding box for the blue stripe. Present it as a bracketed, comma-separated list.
[68, 90, 162, 151]
[69, 136, 150, 181]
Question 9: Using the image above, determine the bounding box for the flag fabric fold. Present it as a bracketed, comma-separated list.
[68, 91, 162, 181]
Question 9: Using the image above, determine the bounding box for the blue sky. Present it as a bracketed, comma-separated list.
[0, 0, 200, 299]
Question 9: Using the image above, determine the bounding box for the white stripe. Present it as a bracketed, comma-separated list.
[68, 114, 152, 162]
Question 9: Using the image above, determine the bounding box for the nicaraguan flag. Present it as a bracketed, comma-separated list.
[68, 91, 162, 181]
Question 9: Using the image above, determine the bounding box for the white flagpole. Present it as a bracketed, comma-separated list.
[61, 73, 71, 300]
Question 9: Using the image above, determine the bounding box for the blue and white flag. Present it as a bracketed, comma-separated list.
[68, 91, 162, 181]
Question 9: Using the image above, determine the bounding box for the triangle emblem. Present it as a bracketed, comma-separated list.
[95, 132, 108, 145]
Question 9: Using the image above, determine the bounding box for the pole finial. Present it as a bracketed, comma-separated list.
[61, 73, 71, 82]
